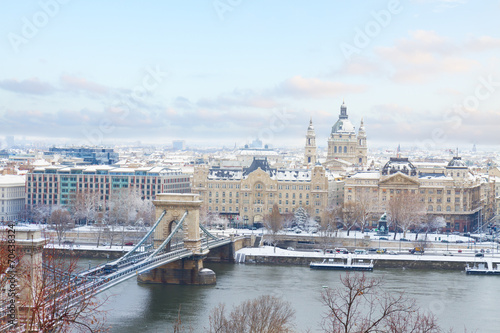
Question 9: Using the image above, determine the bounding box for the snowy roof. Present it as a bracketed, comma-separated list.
[208, 168, 243, 180]
[276, 169, 311, 181]
[349, 172, 380, 180]
[0, 174, 26, 185]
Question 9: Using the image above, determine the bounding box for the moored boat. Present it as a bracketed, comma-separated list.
[465, 260, 500, 275]
[310, 255, 374, 271]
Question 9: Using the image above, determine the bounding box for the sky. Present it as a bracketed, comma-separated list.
[1, 0, 500, 150]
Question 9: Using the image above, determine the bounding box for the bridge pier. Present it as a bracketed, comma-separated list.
[138, 193, 216, 285]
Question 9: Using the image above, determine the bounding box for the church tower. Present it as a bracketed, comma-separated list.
[356, 118, 367, 165]
[304, 117, 317, 166]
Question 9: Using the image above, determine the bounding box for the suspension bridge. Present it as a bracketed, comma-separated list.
[1, 193, 253, 331]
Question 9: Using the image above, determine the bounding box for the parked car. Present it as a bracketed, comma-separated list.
[378, 237, 389, 241]
[367, 248, 378, 253]
[443, 251, 454, 256]
[475, 253, 484, 257]
[354, 249, 367, 255]
[388, 250, 398, 255]
[399, 238, 410, 242]
[455, 240, 464, 243]
[335, 248, 349, 254]
[376, 248, 387, 254]
[125, 242, 134, 246]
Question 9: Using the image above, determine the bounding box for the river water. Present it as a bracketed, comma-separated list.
[86, 261, 500, 332]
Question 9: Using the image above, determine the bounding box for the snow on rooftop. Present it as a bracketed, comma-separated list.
[0, 174, 26, 185]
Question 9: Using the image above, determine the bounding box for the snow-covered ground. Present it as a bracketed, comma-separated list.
[236, 246, 500, 262]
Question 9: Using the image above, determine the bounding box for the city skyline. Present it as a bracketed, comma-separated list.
[1, 1, 500, 150]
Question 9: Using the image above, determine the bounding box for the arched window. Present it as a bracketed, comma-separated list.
[428, 205, 433, 211]
[446, 206, 451, 212]
[437, 205, 442, 211]
[344, 146, 347, 153]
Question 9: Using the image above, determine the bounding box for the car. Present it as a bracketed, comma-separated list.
[440, 240, 449, 243]
[443, 251, 454, 256]
[379, 237, 389, 240]
[388, 250, 398, 255]
[335, 248, 349, 254]
[399, 238, 410, 242]
[367, 248, 378, 253]
[475, 253, 484, 257]
[376, 248, 387, 254]
[125, 242, 134, 246]
[354, 249, 367, 255]
[63, 240, 73, 244]
[287, 247, 295, 251]
[455, 240, 464, 243]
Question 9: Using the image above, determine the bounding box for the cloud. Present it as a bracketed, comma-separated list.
[465, 36, 500, 51]
[0, 78, 55, 95]
[197, 89, 279, 110]
[272, 76, 367, 99]
[375, 30, 479, 83]
[60, 75, 110, 95]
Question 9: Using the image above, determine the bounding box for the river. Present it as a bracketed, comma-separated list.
[83, 261, 500, 332]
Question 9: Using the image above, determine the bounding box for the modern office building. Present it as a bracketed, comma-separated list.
[25, 166, 190, 209]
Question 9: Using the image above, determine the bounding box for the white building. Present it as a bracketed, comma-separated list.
[0, 175, 26, 222]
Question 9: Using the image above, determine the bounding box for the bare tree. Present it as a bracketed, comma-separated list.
[71, 189, 101, 226]
[19, 247, 108, 332]
[50, 207, 74, 246]
[387, 191, 426, 240]
[355, 190, 377, 233]
[33, 204, 51, 224]
[264, 204, 283, 253]
[321, 272, 441, 333]
[208, 295, 295, 333]
[342, 201, 361, 236]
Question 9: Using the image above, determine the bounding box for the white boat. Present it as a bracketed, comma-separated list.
[310, 255, 374, 271]
[465, 260, 500, 275]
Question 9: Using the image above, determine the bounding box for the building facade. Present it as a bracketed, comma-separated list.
[192, 158, 329, 225]
[344, 157, 482, 232]
[325, 102, 367, 169]
[46, 147, 119, 165]
[25, 166, 190, 210]
[0, 175, 26, 222]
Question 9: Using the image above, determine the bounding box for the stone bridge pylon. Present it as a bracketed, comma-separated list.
[137, 193, 216, 285]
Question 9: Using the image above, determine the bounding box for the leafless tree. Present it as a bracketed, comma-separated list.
[50, 207, 74, 246]
[355, 190, 377, 233]
[264, 204, 283, 253]
[19, 248, 108, 332]
[387, 191, 426, 240]
[207, 295, 295, 333]
[342, 201, 361, 236]
[71, 189, 101, 226]
[33, 204, 51, 224]
[321, 272, 441, 333]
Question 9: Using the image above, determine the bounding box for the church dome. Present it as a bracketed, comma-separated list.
[331, 118, 355, 134]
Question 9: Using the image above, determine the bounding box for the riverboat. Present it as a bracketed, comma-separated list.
[465, 260, 500, 275]
[310, 256, 374, 271]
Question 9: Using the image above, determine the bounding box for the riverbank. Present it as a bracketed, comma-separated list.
[236, 246, 500, 270]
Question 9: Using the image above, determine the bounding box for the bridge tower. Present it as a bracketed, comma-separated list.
[137, 193, 216, 285]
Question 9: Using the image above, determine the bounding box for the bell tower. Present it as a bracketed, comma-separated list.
[304, 117, 317, 166]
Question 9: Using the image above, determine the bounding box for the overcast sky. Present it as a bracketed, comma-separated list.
[1, 0, 500, 150]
